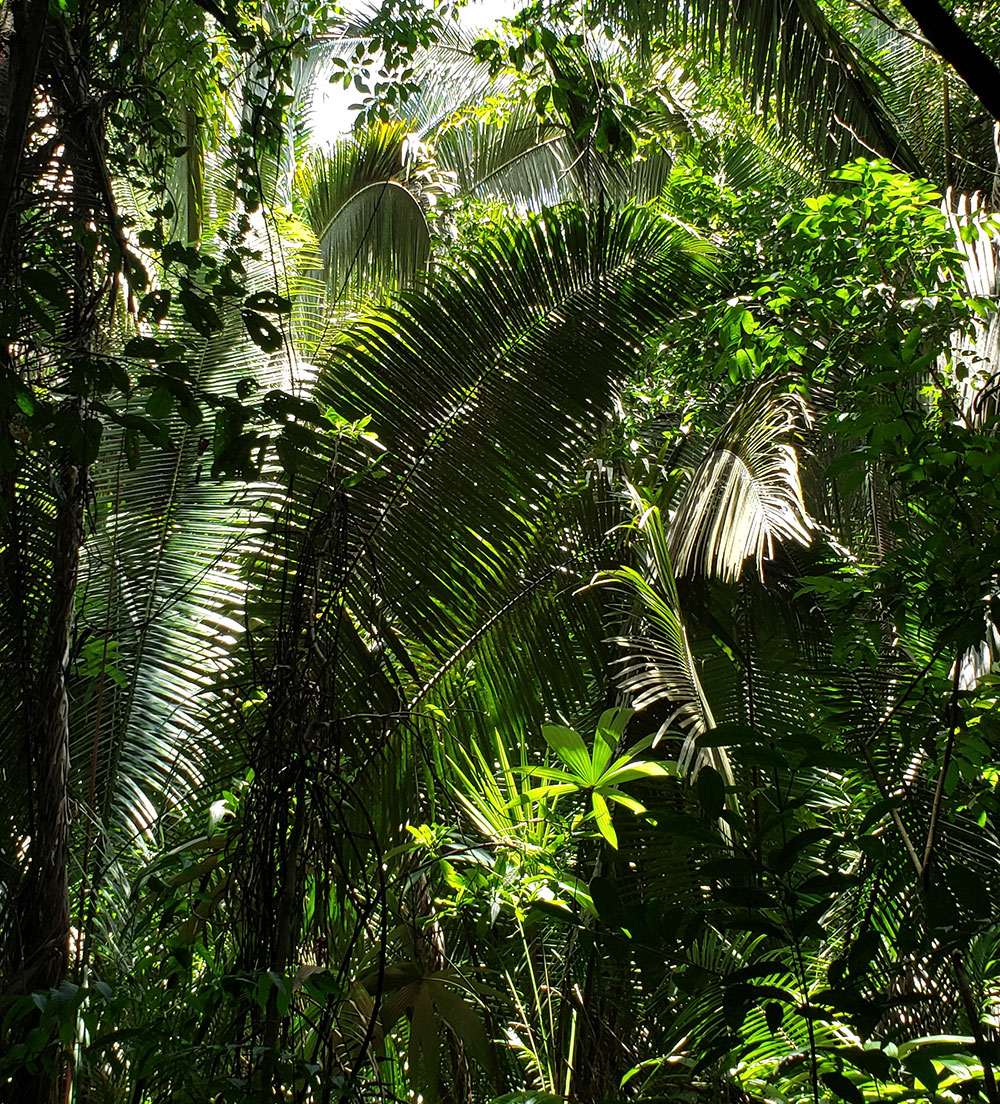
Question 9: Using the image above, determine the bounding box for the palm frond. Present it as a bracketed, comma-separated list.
[296, 122, 431, 298]
[586, 0, 917, 171]
[317, 204, 717, 668]
[434, 101, 584, 209]
[598, 490, 734, 783]
[668, 385, 814, 582]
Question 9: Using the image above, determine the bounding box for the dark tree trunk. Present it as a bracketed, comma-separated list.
[896, 0, 1000, 122]
[0, 0, 49, 254]
[0, 6, 99, 1101]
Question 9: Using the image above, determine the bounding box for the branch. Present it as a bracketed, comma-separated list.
[189, 0, 229, 27]
[920, 656, 962, 887]
[896, 0, 1000, 121]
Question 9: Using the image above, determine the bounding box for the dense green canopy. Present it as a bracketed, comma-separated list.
[2, 1, 1000, 1102]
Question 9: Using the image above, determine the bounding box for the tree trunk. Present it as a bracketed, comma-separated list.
[896, 0, 1000, 122]
[0, 7, 96, 1099]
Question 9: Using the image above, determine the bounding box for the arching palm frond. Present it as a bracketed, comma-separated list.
[598, 490, 733, 782]
[296, 121, 432, 299]
[668, 386, 814, 582]
[66, 211, 326, 951]
[585, 0, 917, 172]
[434, 102, 583, 209]
[247, 206, 720, 840]
[319, 204, 717, 664]
[74, 346, 285, 891]
[408, 471, 629, 782]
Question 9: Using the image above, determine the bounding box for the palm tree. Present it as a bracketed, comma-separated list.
[4, 1, 1000, 1101]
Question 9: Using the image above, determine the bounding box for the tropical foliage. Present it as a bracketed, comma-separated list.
[2, 0, 1000, 1103]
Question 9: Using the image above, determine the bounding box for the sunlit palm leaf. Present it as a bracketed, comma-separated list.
[599, 490, 732, 781]
[318, 205, 717, 670]
[669, 386, 813, 582]
[586, 0, 917, 171]
[435, 102, 584, 209]
[297, 122, 431, 298]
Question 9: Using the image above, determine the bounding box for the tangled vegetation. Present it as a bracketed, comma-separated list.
[2, 1, 1000, 1102]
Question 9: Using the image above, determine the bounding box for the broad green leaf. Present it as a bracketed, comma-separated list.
[591, 791, 617, 848]
[243, 310, 284, 353]
[605, 791, 646, 815]
[516, 765, 579, 785]
[245, 290, 292, 314]
[429, 982, 490, 1066]
[524, 783, 577, 801]
[592, 723, 618, 776]
[596, 706, 634, 739]
[178, 287, 222, 336]
[541, 724, 593, 781]
[601, 761, 673, 785]
[821, 1071, 864, 1104]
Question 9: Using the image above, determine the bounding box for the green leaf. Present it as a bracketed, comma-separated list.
[821, 1071, 864, 1104]
[21, 290, 56, 334]
[243, 311, 283, 353]
[589, 876, 619, 923]
[604, 790, 646, 815]
[178, 287, 223, 336]
[429, 982, 490, 1067]
[840, 1047, 894, 1081]
[23, 267, 71, 310]
[602, 761, 672, 785]
[541, 724, 592, 781]
[714, 885, 778, 910]
[591, 791, 617, 849]
[138, 289, 171, 323]
[14, 384, 34, 416]
[124, 336, 187, 361]
[903, 1052, 940, 1092]
[770, 828, 830, 873]
[517, 765, 577, 786]
[524, 782, 578, 801]
[591, 702, 631, 772]
[695, 722, 761, 748]
[245, 290, 292, 314]
[146, 386, 174, 419]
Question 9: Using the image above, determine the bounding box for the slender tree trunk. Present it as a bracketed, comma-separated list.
[9, 462, 85, 1104]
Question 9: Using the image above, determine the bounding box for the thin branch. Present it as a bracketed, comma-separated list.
[920, 657, 962, 886]
[843, 0, 933, 50]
